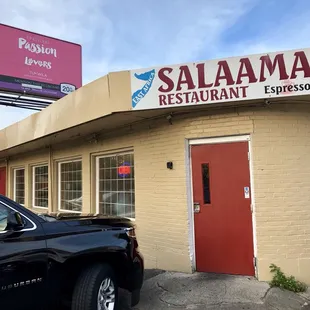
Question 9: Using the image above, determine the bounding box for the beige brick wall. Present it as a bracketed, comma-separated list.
[251, 104, 310, 284]
[5, 102, 310, 284]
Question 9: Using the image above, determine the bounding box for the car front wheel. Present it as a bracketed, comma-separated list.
[71, 263, 118, 310]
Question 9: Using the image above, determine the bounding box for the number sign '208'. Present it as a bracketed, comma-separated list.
[60, 83, 77, 95]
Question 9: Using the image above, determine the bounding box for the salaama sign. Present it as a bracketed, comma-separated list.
[0, 24, 82, 99]
[130, 48, 310, 110]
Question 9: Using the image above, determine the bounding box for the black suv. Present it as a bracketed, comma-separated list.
[0, 195, 144, 310]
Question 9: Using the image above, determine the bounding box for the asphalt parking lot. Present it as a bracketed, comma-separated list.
[44, 269, 310, 310]
[119, 270, 310, 310]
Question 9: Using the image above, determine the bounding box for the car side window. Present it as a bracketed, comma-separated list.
[0, 204, 9, 232]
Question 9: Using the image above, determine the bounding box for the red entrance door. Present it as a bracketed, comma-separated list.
[191, 141, 254, 276]
[0, 167, 6, 196]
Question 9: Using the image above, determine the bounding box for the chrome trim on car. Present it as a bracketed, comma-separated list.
[1, 277, 43, 291]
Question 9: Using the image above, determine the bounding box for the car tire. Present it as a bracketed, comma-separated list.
[71, 263, 118, 310]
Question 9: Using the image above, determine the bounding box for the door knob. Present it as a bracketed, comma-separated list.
[193, 202, 200, 213]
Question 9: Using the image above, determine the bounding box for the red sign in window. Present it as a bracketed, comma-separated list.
[118, 163, 131, 177]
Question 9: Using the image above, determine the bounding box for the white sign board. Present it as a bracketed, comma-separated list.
[130, 48, 310, 110]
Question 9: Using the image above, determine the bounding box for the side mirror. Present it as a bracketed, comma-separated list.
[6, 211, 25, 231]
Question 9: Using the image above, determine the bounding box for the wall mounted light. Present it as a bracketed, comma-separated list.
[166, 161, 173, 170]
[166, 113, 173, 125]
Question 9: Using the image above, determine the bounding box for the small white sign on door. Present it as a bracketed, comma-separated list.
[244, 187, 250, 199]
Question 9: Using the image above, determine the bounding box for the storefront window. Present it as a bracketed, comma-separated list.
[33, 165, 48, 209]
[58, 160, 82, 213]
[14, 168, 25, 205]
[97, 153, 135, 219]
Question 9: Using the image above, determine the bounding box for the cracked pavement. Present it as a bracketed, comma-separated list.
[119, 270, 310, 310]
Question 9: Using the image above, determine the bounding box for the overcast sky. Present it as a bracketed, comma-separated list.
[1, 0, 310, 129]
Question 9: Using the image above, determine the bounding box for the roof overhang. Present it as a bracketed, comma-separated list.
[1, 60, 309, 160]
[0, 97, 282, 159]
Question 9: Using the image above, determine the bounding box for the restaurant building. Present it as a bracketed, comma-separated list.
[0, 48, 309, 284]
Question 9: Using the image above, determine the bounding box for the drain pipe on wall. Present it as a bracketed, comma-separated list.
[5, 157, 9, 196]
[49, 145, 53, 214]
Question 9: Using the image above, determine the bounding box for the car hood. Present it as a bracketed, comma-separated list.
[38, 213, 135, 229]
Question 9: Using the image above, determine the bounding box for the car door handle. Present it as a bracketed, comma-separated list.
[1, 264, 16, 272]
[5, 264, 14, 270]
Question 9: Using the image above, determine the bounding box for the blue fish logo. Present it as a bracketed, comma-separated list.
[132, 69, 156, 108]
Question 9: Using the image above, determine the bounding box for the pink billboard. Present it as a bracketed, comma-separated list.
[0, 24, 82, 99]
